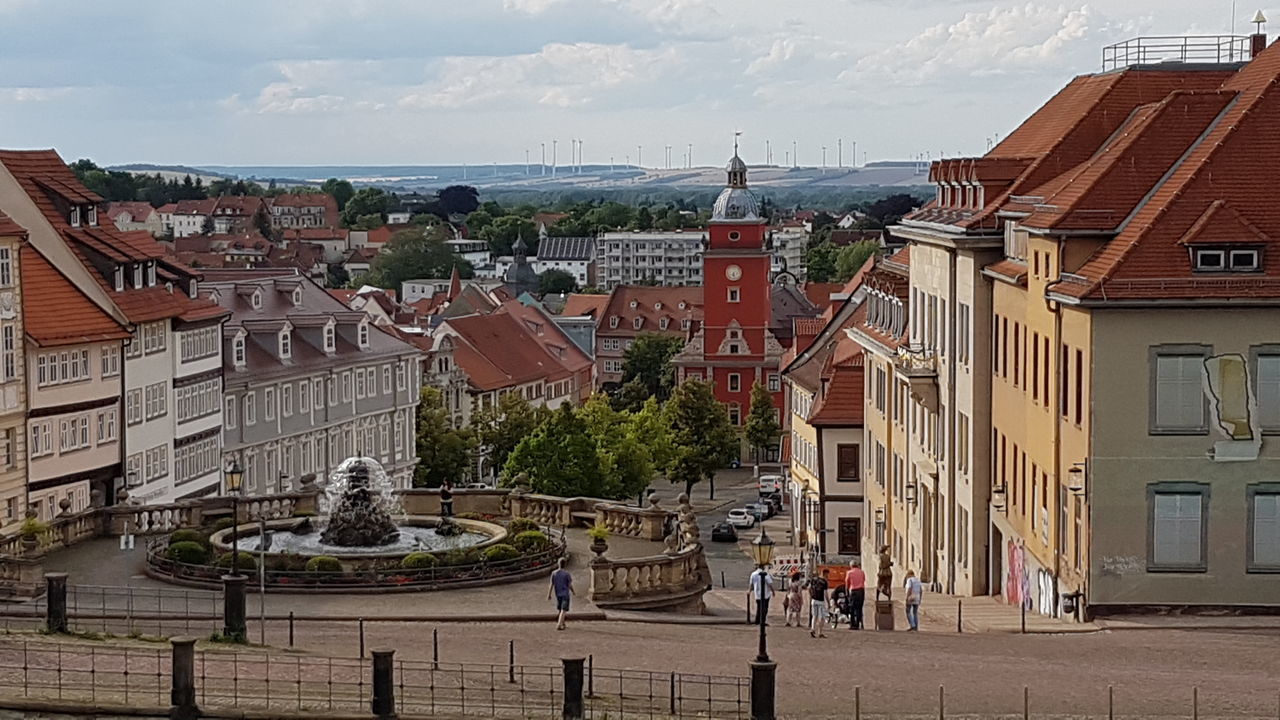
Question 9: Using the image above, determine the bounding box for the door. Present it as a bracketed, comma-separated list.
[838, 517, 861, 555]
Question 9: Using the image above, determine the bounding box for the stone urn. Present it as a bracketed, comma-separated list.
[590, 537, 609, 558]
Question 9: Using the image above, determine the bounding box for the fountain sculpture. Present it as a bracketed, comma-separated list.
[319, 458, 401, 546]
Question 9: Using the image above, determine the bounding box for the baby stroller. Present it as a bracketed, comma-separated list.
[828, 586, 853, 629]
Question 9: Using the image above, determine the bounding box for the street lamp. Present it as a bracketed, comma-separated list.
[992, 481, 1008, 512]
[224, 462, 245, 576]
[1066, 462, 1087, 496]
[749, 527, 776, 662]
[904, 481, 917, 506]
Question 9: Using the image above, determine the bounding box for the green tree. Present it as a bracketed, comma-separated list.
[480, 216, 538, 255]
[353, 213, 385, 231]
[341, 187, 390, 227]
[538, 269, 577, 295]
[577, 394, 653, 501]
[632, 206, 653, 230]
[611, 377, 651, 413]
[475, 393, 546, 481]
[362, 227, 473, 290]
[438, 185, 481, 216]
[628, 396, 675, 476]
[504, 404, 606, 497]
[414, 387, 476, 488]
[326, 264, 350, 289]
[835, 240, 882, 282]
[465, 209, 495, 234]
[321, 178, 355, 210]
[805, 242, 840, 282]
[743, 382, 781, 472]
[621, 333, 685, 401]
[665, 379, 739, 499]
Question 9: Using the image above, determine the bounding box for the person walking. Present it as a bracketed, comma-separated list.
[903, 569, 923, 631]
[784, 573, 804, 627]
[844, 560, 866, 630]
[749, 564, 774, 626]
[808, 568, 830, 638]
[548, 558, 574, 630]
[440, 481, 454, 518]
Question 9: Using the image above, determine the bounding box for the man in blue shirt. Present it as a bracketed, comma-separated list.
[548, 558, 574, 630]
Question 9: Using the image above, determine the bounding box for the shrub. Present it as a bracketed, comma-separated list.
[305, 556, 342, 573]
[166, 541, 209, 565]
[168, 529, 207, 547]
[267, 553, 309, 572]
[19, 518, 48, 538]
[455, 512, 484, 521]
[586, 523, 610, 543]
[506, 517, 539, 535]
[512, 530, 549, 553]
[214, 551, 257, 572]
[210, 518, 235, 533]
[441, 549, 479, 567]
[400, 552, 440, 570]
[481, 544, 520, 563]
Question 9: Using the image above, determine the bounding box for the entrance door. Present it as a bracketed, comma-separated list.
[921, 489, 934, 583]
[838, 517, 861, 555]
[990, 526, 1004, 598]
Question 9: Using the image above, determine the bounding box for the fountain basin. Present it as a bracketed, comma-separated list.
[209, 516, 506, 563]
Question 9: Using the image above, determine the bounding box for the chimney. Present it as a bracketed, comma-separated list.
[1252, 10, 1268, 58]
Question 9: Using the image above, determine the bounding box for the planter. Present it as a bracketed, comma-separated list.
[591, 538, 608, 557]
[20, 536, 38, 555]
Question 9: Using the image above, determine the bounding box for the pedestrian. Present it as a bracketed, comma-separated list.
[809, 568, 830, 638]
[784, 573, 804, 627]
[844, 559, 866, 630]
[903, 569, 923, 631]
[548, 558, 574, 630]
[749, 564, 774, 626]
[440, 481, 454, 518]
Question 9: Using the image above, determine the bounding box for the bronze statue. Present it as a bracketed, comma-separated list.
[875, 544, 894, 600]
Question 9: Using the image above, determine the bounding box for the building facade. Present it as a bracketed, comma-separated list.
[0, 217, 28, 530]
[595, 286, 702, 389]
[596, 231, 705, 288]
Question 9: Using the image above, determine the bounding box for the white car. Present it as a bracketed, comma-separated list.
[727, 509, 756, 529]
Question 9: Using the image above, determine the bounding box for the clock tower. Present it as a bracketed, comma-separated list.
[673, 147, 785, 458]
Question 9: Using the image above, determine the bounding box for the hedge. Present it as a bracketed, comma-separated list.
[481, 544, 520, 563]
[214, 551, 257, 571]
[506, 517, 540, 535]
[400, 552, 440, 570]
[512, 530, 549, 553]
[305, 556, 343, 573]
[167, 541, 209, 565]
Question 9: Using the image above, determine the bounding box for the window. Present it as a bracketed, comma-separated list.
[342, 371, 352, 402]
[358, 322, 370, 348]
[125, 389, 143, 425]
[282, 384, 293, 416]
[244, 392, 256, 426]
[728, 403, 741, 425]
[1148, 484, 1208, 572]
[0, 247, 10, 287]
[767, 373, 780, 392]
[225, 396, 237, 429]
[633, 317, 643, 330]
[957, 412, 970, 475]
[727, 287, 740, 303]
[1151, 347, 1208, 434]
[232, 335, 246, 367]
[1248, 486, 1280, 571]
[604, 359, 623, 374]
[265, 387, 276, 421]
[0, 429, 10, 469]
[356, 370, 366, 399]
[609, 316, 619, 329]
[1230, 249, 1260, 271]
[101, 345, 120, 377]
[279, 331, 291, 359]
[1254, 349, 1280, 432]
[96, 408, 117, 443]
[1075, 349, 1085, 425]
[383, 365, 392, 394]
[728, 373, 741, 393]
[659, 317, 669, 330]
[395, 365, 406, 391]
[836, 444, 859, 481]
[70, 206, 81, 227]
[957, 302, 970, 365]
[144, 382, 167, 420]
[324, 323, 336, 352]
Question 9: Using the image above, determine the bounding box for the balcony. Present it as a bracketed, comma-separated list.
[895, 344, 939, 412]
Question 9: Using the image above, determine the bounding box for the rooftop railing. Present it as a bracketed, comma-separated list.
[1102, 35, 1251, 71]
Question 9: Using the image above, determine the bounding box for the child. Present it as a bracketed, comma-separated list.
[784, 573, 804, 627]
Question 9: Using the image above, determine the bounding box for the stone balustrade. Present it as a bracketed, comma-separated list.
[588, 545, 711, 613]
[593, 497, 671, 542]
[509, 493, 576, 527]
[397, 489, 509, 517]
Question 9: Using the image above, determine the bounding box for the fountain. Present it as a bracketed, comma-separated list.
[319, 457, 400, 546]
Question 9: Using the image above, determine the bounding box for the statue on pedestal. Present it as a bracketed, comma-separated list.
[875, 544, 894, 600]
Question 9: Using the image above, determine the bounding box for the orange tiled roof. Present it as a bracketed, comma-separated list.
[0, 212, 25, 237]
[802, 282, 843, 309]
[445, 311, 574, 391]
[561, 293, 609, 318]
[21, 246, 129, 347]
[808, 343, 865, 427]
[598, 285, 703, 338]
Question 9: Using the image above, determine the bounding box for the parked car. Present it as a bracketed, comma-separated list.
[710, 522, 738, 542]
[727, 509, 756, 529]
[758, 474, 784, 495]
[760, 493, 783, 514]
[743, 502, 770, 521]
[464, 483, 491, 490]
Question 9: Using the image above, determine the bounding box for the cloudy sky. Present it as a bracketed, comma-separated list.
[0, 1, 1267, 167]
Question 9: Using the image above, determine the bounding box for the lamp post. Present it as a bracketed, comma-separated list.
[748, 526, 777, 720]
[225, 462, 244, 576]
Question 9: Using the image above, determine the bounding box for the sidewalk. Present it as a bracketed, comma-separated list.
[920, 593, 1100, 634]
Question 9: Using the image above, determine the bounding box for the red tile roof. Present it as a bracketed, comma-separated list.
[802, 282, 844, 309]
[561, 293, 609, 318]
[444, 311, 575, 391]
[598, 285, 703, 338]
[21, 246, 130, 347]
[104, 202, 157, 222]
[0, 212, 25, 237]
[808, 342, 865, 427]
[365, 224, 413, 245]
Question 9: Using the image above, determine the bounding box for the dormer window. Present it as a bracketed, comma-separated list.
[609, 316, 619, 329]
[633, 317, 643, 330]
[654, 302, 663, 311]
[147, 262, 156, 287]
[728, 231, 741, 242]
[323, 322, 336, 353]
[1193, 247, 1261, 273]
[292, 288, 303, 306]
[250, 289, 262, 309]
[133, 264, 143, 289]
[70, 206, 81, 228]
[1229, 249, 1260, 272]
[233, 334, 246, 368]
[678, 301, 686, 310]
[87, 206, 98, 227]
[358, 321, 370, 349]
[659, 317, 669, 330]
[681, 318, 691, 331]
[279, 330, 292, 359]
[629, 300, 638, 309]
[114, 266, 124, 292]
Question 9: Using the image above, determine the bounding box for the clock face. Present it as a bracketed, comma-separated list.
[725, 264, 742, 281]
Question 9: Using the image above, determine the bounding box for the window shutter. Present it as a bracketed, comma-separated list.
[1156, 355, 1205, 429]
[1153, 493, 1202, 566]
[1255, 494, 1280, 567]
[1257, 356, 1280, 429]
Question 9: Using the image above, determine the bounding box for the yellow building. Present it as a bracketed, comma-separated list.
[0, 214, 26, 532]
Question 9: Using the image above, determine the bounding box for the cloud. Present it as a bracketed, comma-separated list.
[0, 86, 71, 102]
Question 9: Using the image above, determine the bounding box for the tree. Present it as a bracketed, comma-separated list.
[621, 334, 685, 401]
[743, 382, 781, 473]
[474, 393, 546, 481]
[353, 213, 385, 231]
[321, 178, 355, 210]
[326, 264, 350, 289]
[805, 242, 839, 282]
[480, 216, 538, 256]
[577, 394, 653, 501]
[864, 193, 922, 226]
[414, 387, 476, 488]
[438, 185, 480, 216]
[341, 188, 390, 227]
[632, 206, 653, 230]
[538, 269, 577, 295]
[504, 404, 606, 497]
[610, 377, 651, 413]
[362, 227, 473, 290]
[665, 379, 739, 499]
[465, 209, 495, 234]
[628, 396, 675, 477]
[835, 240, 882, 282]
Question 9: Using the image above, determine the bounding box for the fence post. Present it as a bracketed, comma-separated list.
[587, 654, 594, 698]
[221, 575, 247, 642]
[359, 617, 366, 658]
[1108, 685, 1114, 720]
[508, 640, 515, 684]
[170, 636, 199, 720]
[750, 657, 776, 720]
[288, 611, 295, 648]
[432, 627, 439, 669]
[370, 648, 396, 719]
[45, 573, 68, 634]
[938, 685, 944, 720]
[1020, 601, 1026, 634]
[956, 599, 962, 633]
[561, 657, 585, 720]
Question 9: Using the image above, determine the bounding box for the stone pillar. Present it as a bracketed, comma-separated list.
[561, 657, 585, 720]
[749, 660, 776, 720]
[221, 574, 247, 641]
[875, 599, 895, 631]
[587, 557, 614, 601]
[44, 572, 68, 633]
[370, 648, 397, 719]
[170, 636, 198, 720]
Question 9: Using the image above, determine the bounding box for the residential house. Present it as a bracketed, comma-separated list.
[281, 227, 350, 263]
[209, 196, 270, 237]
[210, 274, 423, 493]
[171, 199, 217, 239]
[0, 215, 28, 529]
[105, 202, 163, 236]
[596, 230, 705, 288]
[595, 285, 702, 389]
[536, 232, 596, 287]
[268, 194, 339, 230]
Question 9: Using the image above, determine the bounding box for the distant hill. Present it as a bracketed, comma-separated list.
[109, 164, 232, 184]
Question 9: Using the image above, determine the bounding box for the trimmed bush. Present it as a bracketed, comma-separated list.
[441, 549, 479, 567]
[210, 517, 235, 533]
[506, 517, 539, 535]
[166, 541, 209, 565]
[400, 552, 440, 570]
[267, 553, 308, 572]
[305, 556, 342, 573]
[481, 544, 520, 563]
[512, 530, 549, 554]
[214, 551, 257, 572]
[168, 529, 207, 547]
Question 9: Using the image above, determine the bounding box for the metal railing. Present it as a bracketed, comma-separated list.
[1102, 35, 1251, 70]
[0, 640, 170, 708]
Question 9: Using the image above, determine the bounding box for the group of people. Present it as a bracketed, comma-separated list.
[750, 559, 925, 634]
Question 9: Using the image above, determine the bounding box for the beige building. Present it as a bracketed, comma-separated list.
[0, 215, 26, 531]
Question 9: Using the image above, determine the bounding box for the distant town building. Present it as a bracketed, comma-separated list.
[596, 230, 705, 288]
[105, 202, 163, 236]
[268, 194, 339, 230]
[535, 230, 596, 287]
[596, 285, 702, 388]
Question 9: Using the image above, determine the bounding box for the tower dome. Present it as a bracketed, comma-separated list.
[712, 151, 760, 222]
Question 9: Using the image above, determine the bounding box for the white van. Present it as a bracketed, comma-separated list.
[758, 474, 784, 495]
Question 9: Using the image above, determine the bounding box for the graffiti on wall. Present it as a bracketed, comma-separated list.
[1005, 540, 1030, 610]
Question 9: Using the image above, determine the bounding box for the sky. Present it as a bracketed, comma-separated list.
[0, 0, 1270, 167]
